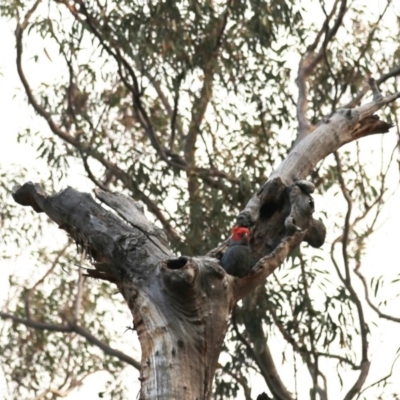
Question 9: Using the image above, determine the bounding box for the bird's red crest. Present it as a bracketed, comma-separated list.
[232, 226, 250, 242]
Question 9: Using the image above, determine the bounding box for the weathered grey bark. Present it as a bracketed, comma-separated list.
[12, 81, 400, 400]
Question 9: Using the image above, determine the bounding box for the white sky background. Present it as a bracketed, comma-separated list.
[1, 1, 400, 399]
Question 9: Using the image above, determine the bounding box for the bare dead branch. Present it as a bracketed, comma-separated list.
[272, 86, 397, 187]
[239, 83, 397, 232]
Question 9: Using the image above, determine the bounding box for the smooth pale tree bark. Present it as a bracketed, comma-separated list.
[12, 81, 400, 400]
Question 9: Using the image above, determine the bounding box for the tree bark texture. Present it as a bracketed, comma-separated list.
[12, 83, 400, 400]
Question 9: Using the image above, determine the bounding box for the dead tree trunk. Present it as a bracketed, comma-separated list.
[12, 81, 400, 400]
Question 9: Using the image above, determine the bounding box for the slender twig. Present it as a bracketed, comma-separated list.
[307, 0, 341, 53]
[73, 1, 185, 169]
[268, 302, 360, 369]
[341, 0, 393, 108]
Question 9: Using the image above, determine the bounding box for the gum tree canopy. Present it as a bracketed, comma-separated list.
[2, 1, 400, 399]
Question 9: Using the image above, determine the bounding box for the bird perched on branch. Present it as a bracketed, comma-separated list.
[220, 226, 252, 277]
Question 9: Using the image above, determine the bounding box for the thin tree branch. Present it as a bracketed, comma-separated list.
[269, 303, 360, 370]
[316, 352, 359, 369]
[354, 263, 400, 323]
[336, 0, 392, 107]
[224, 369, 253, 400]
[24, 243, 70, 319]
[333, 153, 371, 400]
[299, 254, 325, 400]
[344, 64, 400, 109]
[334, 152, 352, 283]
[307, 0, 341, 53]
[71, 322, 140, 370]
[169, 72, 184, 152]
[305, 0, 348, 75]
[150, 78, 185, 141]
[184, 0, 230, 166]
[295, 0, 347, 141]
[0, 312, 140, 370]
[0, 311, 71, 332]
[73, 250, 86, 323]
[19, 0, 42, 30]
[356, 353, 400, 399]
[72, 0, 189, 170]
[232, 313, 293, 400]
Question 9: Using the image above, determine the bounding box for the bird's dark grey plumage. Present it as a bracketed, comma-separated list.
[221, 227, 252, 277]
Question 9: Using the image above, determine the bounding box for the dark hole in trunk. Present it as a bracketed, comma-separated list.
[259, 201, 279, 220]
[165, 257, 188, 270]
